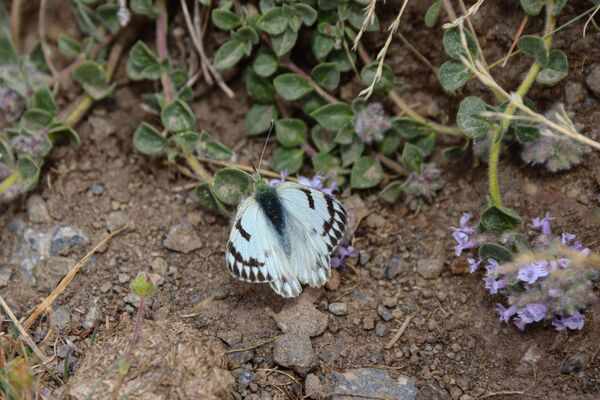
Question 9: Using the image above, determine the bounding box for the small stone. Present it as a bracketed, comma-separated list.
[227, 350, 255, 369]
[27, 195, 51, 223]
[370, 266, 386, 280]
[382, 296, 397, 308]
[375, 322, 389, 337]
[368, 353, 383, 363]
[90, 183, 104, 195]
[106, 211, 129, 233]
[385, 258, 406, 280]
[586, 65, 600, 97]
[304, 373, 322, 399]
[0, 265, 12, 287]
[565, 81, 585, 105]
[33, 257, 73, 292]
[362, 315, 376, 330]
[82, 305, 102, 329]
[330, 368, 416, 400]
[377, 305, 393, 321]
[328, 302, 348, 316]
[163, 221, 203, 254]
[99, 282, 112, 293]
[151, 257, 168, 275]
[118, 273, 130, 284]
[217, 330, 243, 347]
[273, 333, 317, 376]
[50, 226, 88, 256]
[359, 251, 371, 266]
[366, 213, 386, 228]
[416, 258, 444, 279]
[123, 293, 140, 307]
[450, 258, 469, 275]
[561, 357, 582, 374]
[325, 268, 341, 291]
[274, 298, 329, 336]
[236, 368, 256, 389]
[50, 306, 71, 330]
[450, 386, 463, 400]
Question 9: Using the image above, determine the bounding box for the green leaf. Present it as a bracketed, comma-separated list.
[520, 0, 544, 15]
[377, 129, 401, 156]
[411, 132, 436, 157]
[335, 124, 355, 145]
[169, 132, 198, 152]
[551, 0, 567, 16]
[48, 125, 80, 149]
[312, 63, 340, 91]
[273, 73, 313, 100]
[245, 69, 276, 103]
[312, 33, 335, 60]
[253, 53, 279, 77]
[456, 96, 492, 139]
[517, 35, 548, 66]
[438, 60, 472, 91]
[350, 156, 383, 189]
[347, 4, 379, 32]
[442, 27, 478, 59]
[212, 168, 250, 205]
[442, 140, 469, 161]
[272, 147, 304, 174]
[58, 35, 81, 59]
[328, 50, 356, 73]
[275, 118, 307, 147]
[312, 152, 334, 173]
[246, 104, 279, 135]
[391, 118, 434, 139]
[231, 26, 259, 45]
[361, 63, 394, 96]
[28, 42, 48, 72]
[32, 85, 57, 116]
[0, 35, 18, 66]
[212, 9, 242, 30]
[96, 4, 121, 33]
[515, 124, 540, 142]
[126, 41, 162, 80]
[257, 7, 287, 35]
[311, 103, 353, 131]
[71, 1, 103, 40]
[401, 142, 424, 173]
[207, 141, 234, 160]
[131, 0, 158, 18]
[425, 0, 442, 28]
[536, 49, 568, 86]
[213, 39, 246, 70]
[478, 243, 513, 263]
[311, 125, 336, 153]
[195, 182, 221, 211]
[478, 205, 522, 234]
[341, 138, 364, 167]
[294, 3, 317, 25]
[318, 0, 340, 10]
[20, 109, 53, 133]
[133, 122, 167, 155]
[161, 100, 197, 133]
[271, 28, 298, 56]
[0, 139, 14, 168]
[379, 180, 403, 203]
[300, 93, 327, 115]
[72, 60, 108, 87]
[17, 156, 40, 191]
[283, 5, 302, 32]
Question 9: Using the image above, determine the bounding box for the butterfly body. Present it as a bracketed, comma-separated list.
[226, 178, 348, 298]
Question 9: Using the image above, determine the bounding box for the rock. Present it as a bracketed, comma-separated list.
[163, 221, 203, 254]
[50, 306, 71, 330]
[362, 315, 376, 330]
[117, 273, 129, 284]
[33, 257, 73, 292]
[226, 350, 255, 369]
[561, 357, 583, 374]
[325, 268, 341, 291]
[99, 282, 112, 293]
[90, 183, 104, 195]
[385, 258, 406, 280]
[151, 257, 169, 275]
[273, 298, 328, 336]
[369, 266, 386, 280]
[366, 213, 386, 228]
[330, 368, 417, 400]
[375, 322, 388, 337]
[450, 258, 469, 275]
[416, 258, 444, 279]
[235, 368, 256, 389]
[217, 330, 243, 347]
[105, 211, 129, 233]
[565, 82, 585, 105]
[382, 296, 397, 308]
[82, 305, 102, 330]
[328, 302, 348, 316]
[274, 333, 317, 376]
[0, 265, 12, 287]
[358, 251, 371, 266]
[586, 65, 600, 97]
[305, 373, 323, 399]
[377, 305, 393, 322]
[449, 386, 463, 400]
[50, 226, 88, 256]
[27, 195, 51, 223]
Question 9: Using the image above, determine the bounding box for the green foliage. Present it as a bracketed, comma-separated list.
[478, 205, 522, 234]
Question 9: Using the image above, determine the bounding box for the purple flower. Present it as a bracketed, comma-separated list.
[453, 231, 474, 257]
[451, 213, 475, 235]
[557, 258, 570, 269]
[517, 303, 547, 324]
[297, 174, 338, 195]
[517, 261, 549, 284]
[561, 232, 576, 246]
[0, 88, 25, 119]
[552, 311, 584, 331]
[354, 103, 391, 143]
[331, 245, 355, 268]
[485, 258, 499, 272]
[484, 276, 506, 295]
[468, 258, 482, 273]
[532, 212, 553, 236]
[268, 170, 288, 185]
[11, 133, 47, 158]
[514, 317, 526, 331]
[496, 303, 517, 323]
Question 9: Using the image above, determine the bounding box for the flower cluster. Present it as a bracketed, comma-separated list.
[453, 212, 598, 332]
[269, 171, 338, 196]
[402, 163, 443, 208]
[331, 244, 355, 268]
[0, 88, 25, 119]
[11, 132, 47, 159]
[354, 102, 391, 143]
[450, 213, 493, 257]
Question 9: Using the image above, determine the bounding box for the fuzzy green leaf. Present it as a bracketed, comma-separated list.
[252, 53, 279, 77]
[272, 147, 304, 174]
[58, 35, 81, 59]
[17, 156, 40, 191]
[126, 41, 162, 80]
[311, 103, 353, 131]
[195, 183, 221, 211]
[96, 4, 121, 33]
[312, 63, 340, 91]
[361, 63, 394, 96]
[212, 168, 250, 205]
[311, 126, 337, 153]
[341, 138, 365, 167]
[131, 0, 158, 18]
[478, 205, 522, 234]
[425, 0, 442, 28]
[212, 9, 242, 30]
[392, 118, 434, 139]
[350, 156, 383, 189]
[478, 243, 513, 263]
[273, 73, 313, 100]
[457, 96, 492, 139]
[275, 118, 307, 147]
[32, 85, 57, 116]
[271, 27, 298, 56]
[294, 3, 317, 25]
[133, 122, 167, 155]
[438, 60, 472, 91]
[161, 100, 197, 133]
[48, 125, 80, 149]
[312, 152, 334, 173]
[520, 0, 544, 15]
[312, 33, 335, 60]
[245, 104, 278, 135]
[20, 109, 53, 133]
[207, 141, 234, 160]
[401, 142, 424, 173]
[213, 39, 246, 70]
[257, 7, 287, 35]
[536, 49, 568, 86]
[517, 35, 548, 66]
[379, 180, 403, 203]
[442, 27, 478, 59]
[245, 69, 276, 103]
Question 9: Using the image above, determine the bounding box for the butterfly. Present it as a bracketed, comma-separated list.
[225, 175, 348, 298]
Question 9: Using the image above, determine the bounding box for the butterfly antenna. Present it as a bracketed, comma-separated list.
[256, 120, 274, 176]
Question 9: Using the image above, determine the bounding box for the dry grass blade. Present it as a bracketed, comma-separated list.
[443, 0, 486, 29]
[352, 0, 378, 50]
[224, 334, 284, 354]
[583, 2, 600, 37]
[0, 296, 50, 364]
[22, 225, 129, 331]
[384, 313, 414, 350]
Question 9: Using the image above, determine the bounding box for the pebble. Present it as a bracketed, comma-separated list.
[362, 315, 376, 330]
[217, 330, 243, 347]
[90, 183, 104, 195]
[330, 368, 416, 400]
[328, 302, 348, 316]
[50, 226, 88, 256]
[565, 81, 585, 105]
[416, 258, 444, 279]
[450, 386, 463, 400]
[82, 305, 102, 329]
[586, 64, 600, 97]
[236, 368, 256, 389]
[382, 296, 397, 308]
[273, 333, 317, 376]
[227, 350, 255, 369]
[325, 268, 341, 291]
[561, 357, 582, 374]
[50, 306, 71, 330]
[151, 257, 168, 275]
[118, 273, 130, 284]
[450, 258, 469, 275]
[33, 257, 73, 292]
[163, 221, 203, 254]
[377, 305, 393, 321]
[366, 213, 386, 228]
[385, 257, 406, 280]
[369, 266, 386, 280]
[375, 322, 389, 337]
[369, 354, 383, 363]
[106, 211, 130, 233]
[304, 373, 323, 399]
[26, 195, 51, 223]
[99, 282, 112, 293]
[358, 251, 371, 266]
[0, 265, 12, 287]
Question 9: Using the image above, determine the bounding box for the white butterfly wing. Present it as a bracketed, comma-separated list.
[276, 182, 348, 288]
[225, 197, 302, 297]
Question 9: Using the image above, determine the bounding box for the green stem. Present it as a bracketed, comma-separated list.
[0, 170, 21, 197]
[181, 147, 212, 182]
[488, 0, 556, 207]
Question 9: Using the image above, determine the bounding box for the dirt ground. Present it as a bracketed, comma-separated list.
[2, 1, 600, 399]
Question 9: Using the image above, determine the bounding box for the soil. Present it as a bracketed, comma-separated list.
[2, 1, 600, 400]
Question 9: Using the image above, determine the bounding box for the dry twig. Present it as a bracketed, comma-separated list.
[385, 313, 414, 350]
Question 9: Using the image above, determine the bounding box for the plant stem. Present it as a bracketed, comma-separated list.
[487, 0, 556, 207]
[0, 170, 21, 197]
[181, 147, 212, 182]
[284, 60, 339, 104]
[156, 0, 174, 103]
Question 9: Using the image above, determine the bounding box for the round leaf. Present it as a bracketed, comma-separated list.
[273, 73, 313, 100]
[275, 118, 307, 147]
[161, 99, 197, 133]
[312, 63, 340, 91]
[212, 168, 250, 205]
[126, 41, 161, 81]
[213, 39, 246, 70]
[133, 122, 167, 155]
[401, 142, 424, 173]
[294, 3, 317, 25]
[245, 69, 276, 103]
[272, 147, 304, 174]
[312, 152, 334, 173]
[311, 125, 336, 153]
[212, 9, 242, 30]
[17, 156, 40, 191]
[194, 183, 221, 212]
[379, 180, 403, 203]
[246, 104, 279, 135]
[253, 53, 279, 77]
[257, 7, 287, 35]
[478, 243, 513, 263]
[442, 28, 478, 59]
[425, 0, 442, 28]
[350, 156, 383, 189]
[517, 35, 548, 66]
[456, 96, 492, 139]
[478, 205, 522, 234]
[438, 60, 472, 91]
[311, 103, 353, 131]
[536, 50, 568, 86]
[271, 28, 298, 56]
